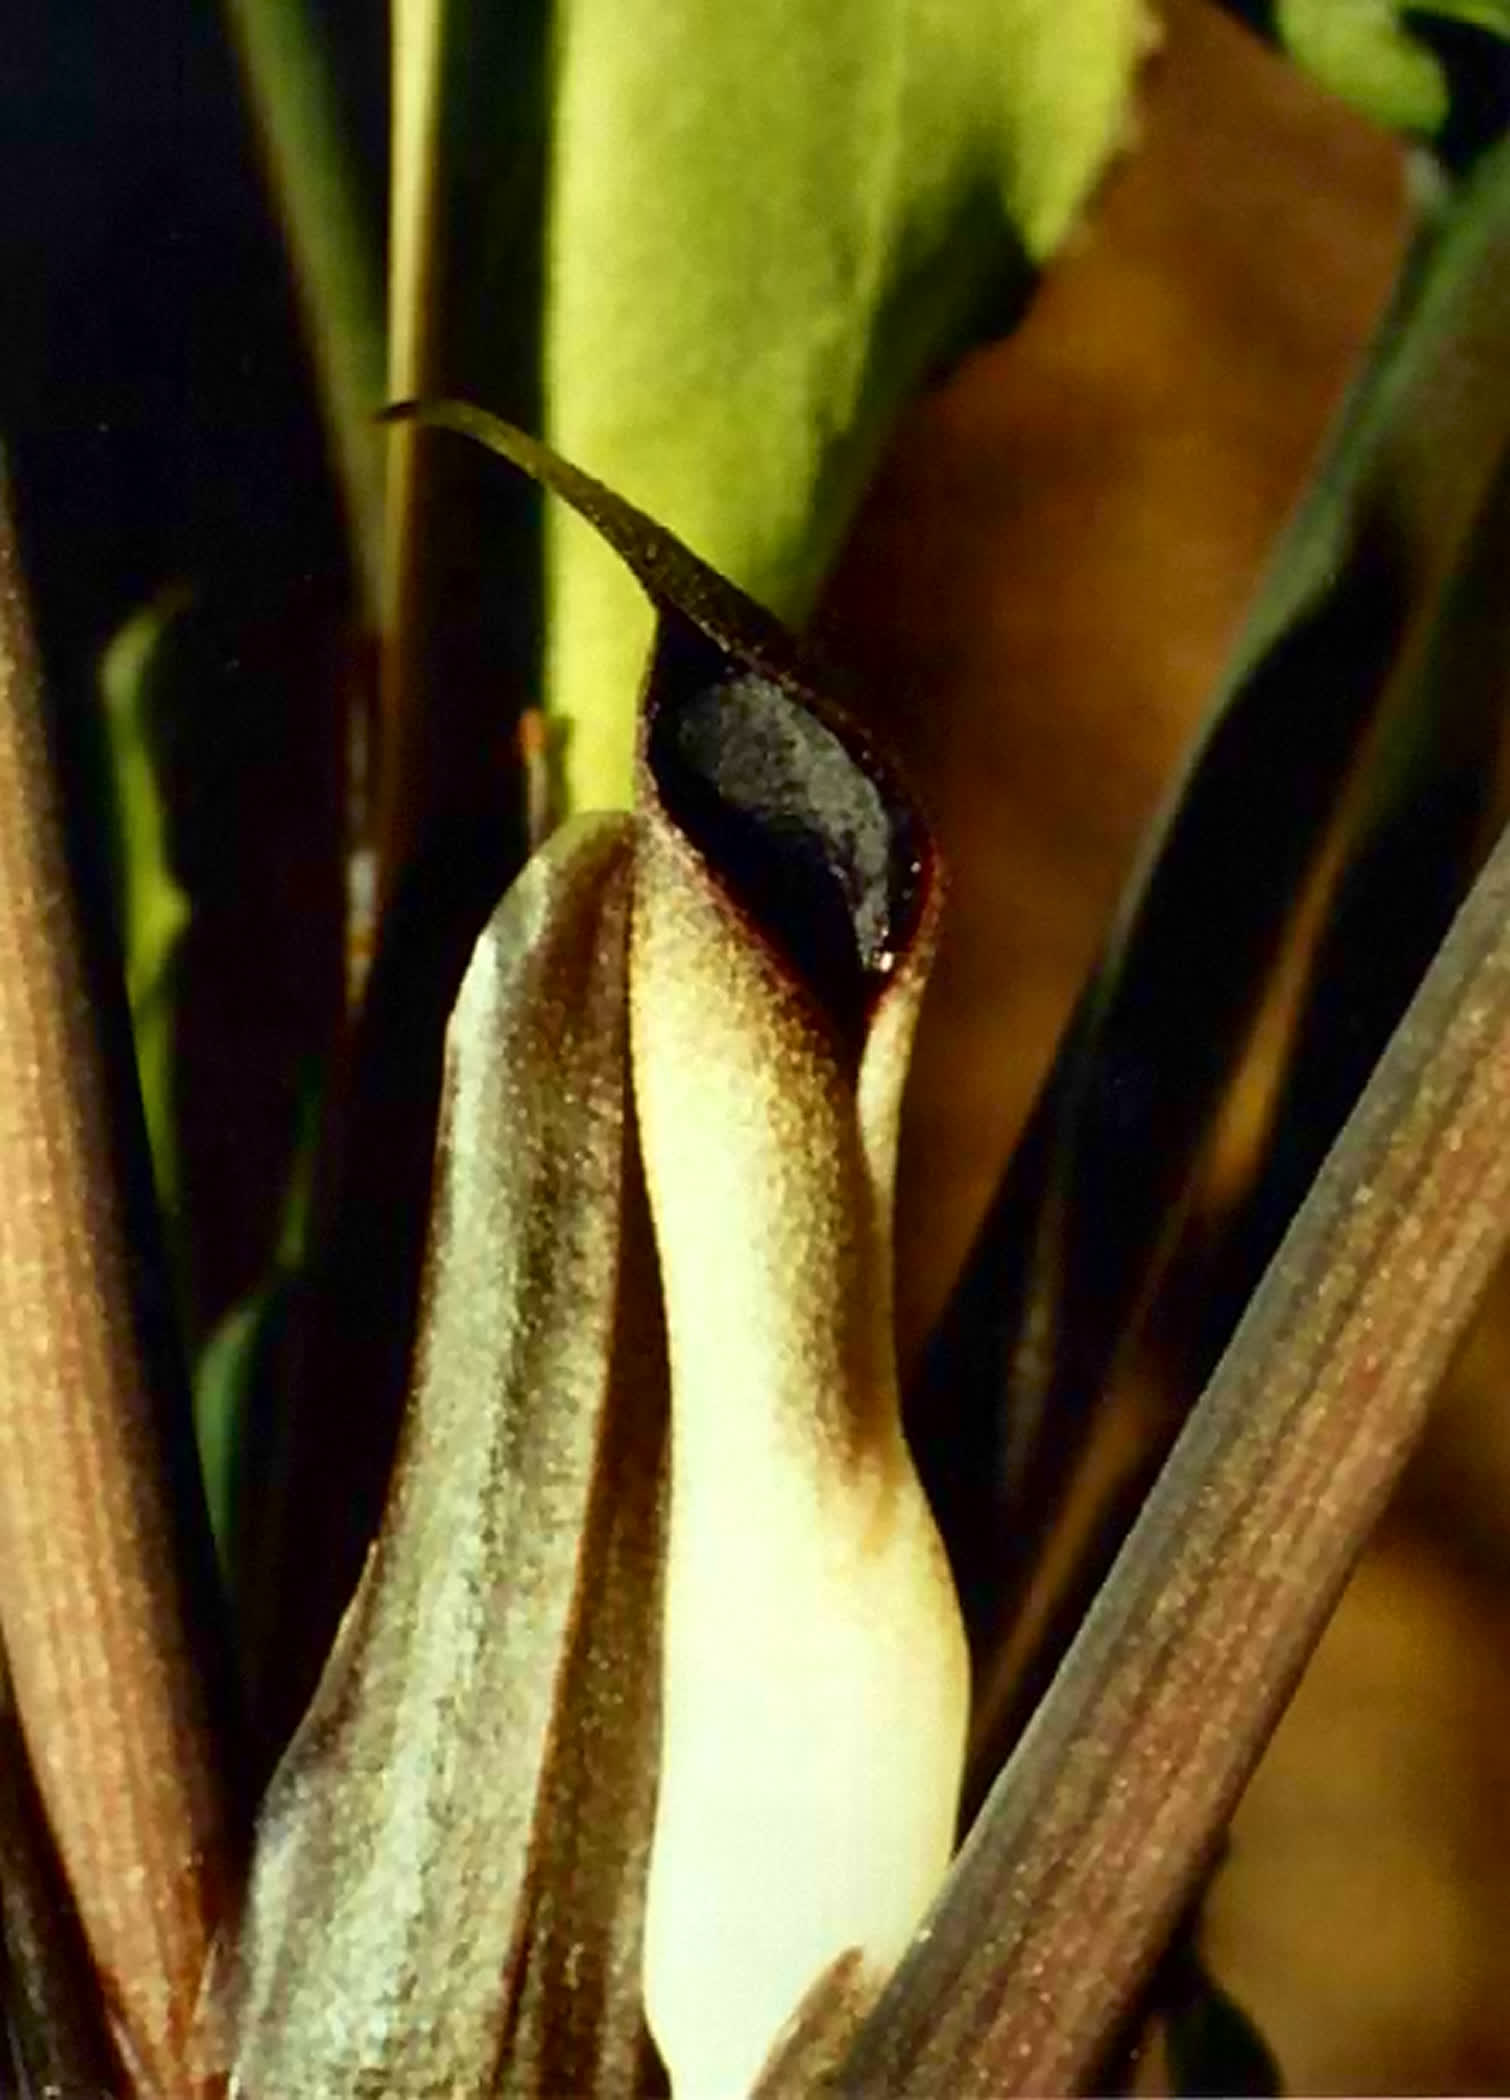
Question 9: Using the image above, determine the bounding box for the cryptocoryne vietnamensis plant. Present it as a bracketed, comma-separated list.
[4, 1, 1510, 2093]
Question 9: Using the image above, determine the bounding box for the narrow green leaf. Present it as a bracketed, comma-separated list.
[96, 586, 344, 1399]
[193, 1065, 319, 1597]
[1224, 135, 1510, 680]
[223, 0, 387, 615]
[194, 1270, 308, 1615]
[100, 592, 193, 1228]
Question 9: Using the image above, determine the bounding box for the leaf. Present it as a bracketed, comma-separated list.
[1276, 0, 1450, 132]
[193, 1063, 320, 1599]
[1264, 0, 1510, 153]
[376, 0, 1155, 871]
[100, 590, 194, 1230]
[223, 0, 387, 614]
[544, 0, 1154, 811]
[97, 581, 347, 1376]
[1402, 10, 1510, 172]
[1421, 0, 1510, 34]
[245, 0, 1153, 929]
[194, 1280, 292, 1588]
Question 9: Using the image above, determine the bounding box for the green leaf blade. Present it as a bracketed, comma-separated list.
[543, 0, 1153, 810]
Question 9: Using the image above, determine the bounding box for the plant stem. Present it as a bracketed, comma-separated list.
[0, 484, 237, 2096]
[832, 804, 1510, 2095]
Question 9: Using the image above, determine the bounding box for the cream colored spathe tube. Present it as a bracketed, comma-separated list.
[632, 800, 970, 2098]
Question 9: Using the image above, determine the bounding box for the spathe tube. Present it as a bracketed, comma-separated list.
[234, 405, 968, 2094]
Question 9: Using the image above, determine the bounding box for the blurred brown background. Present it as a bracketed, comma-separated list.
[819, 2, 1510, 2089]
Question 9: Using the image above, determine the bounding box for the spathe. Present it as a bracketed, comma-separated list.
[231, 408, 968, 2096]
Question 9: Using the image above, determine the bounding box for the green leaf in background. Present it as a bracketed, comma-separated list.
[1426, 0, 1510, 33]
[1275, 0, 1510, 138]
[544, 0, 1154, 810]
[224, 0, 386, 618]
[193, 1066, 320, 1601]
[374, 0, 1153, 840]
[100, 591, 194, 1230]
[194, 1284, 289, 1589]
[1277, 0, 1453, 131]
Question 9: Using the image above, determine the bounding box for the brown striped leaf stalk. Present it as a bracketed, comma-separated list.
[0, 481, 237, 2097]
